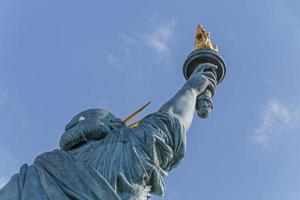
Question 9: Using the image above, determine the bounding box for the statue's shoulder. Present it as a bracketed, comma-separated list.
[34, 149, 69, 164]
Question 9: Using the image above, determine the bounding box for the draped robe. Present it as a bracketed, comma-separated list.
[0, 111, 186, 200]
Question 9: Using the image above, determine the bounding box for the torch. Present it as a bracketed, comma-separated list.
[183, 25, 227, 118]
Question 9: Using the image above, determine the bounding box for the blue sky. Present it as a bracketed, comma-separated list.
[1, 0, 300, 199]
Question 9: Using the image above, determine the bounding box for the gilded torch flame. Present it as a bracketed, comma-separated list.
[194, 24, 218, 52]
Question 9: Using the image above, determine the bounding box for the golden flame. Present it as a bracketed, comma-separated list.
[194, 24, 218, 52]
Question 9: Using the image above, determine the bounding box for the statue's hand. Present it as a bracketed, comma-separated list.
[186, 63, 217, 96]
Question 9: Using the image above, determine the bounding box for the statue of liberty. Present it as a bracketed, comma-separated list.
[0, 25, 226, 200]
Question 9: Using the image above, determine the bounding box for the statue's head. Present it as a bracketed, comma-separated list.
[59, 109, 124, 151]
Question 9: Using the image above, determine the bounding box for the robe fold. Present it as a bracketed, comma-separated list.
[0, 111, 186, 200]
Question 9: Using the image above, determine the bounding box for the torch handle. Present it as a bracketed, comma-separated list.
[196, 89, 213, 118]
[193, 65, 216, 118]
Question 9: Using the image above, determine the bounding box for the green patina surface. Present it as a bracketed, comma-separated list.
[0, 49, 224, 200]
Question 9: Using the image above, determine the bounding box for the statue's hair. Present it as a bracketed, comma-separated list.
[59, 119, 110, 151]
[60, 109, 119, 151]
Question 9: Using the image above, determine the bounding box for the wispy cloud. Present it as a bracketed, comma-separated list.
[106, 17, 176, 75]
[121, 18, 176, 56]
[251, 99, 300, 149]
[138, 20, 175, 55]
[106, 53, 121, 71]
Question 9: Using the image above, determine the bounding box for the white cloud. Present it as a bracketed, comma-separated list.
[106, 17, 176, 81]
[106, 53, 121, 71]
[121, 18, 176, 56]
[140, 20, 175, 55]
[251, 99, 300, 149]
